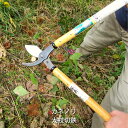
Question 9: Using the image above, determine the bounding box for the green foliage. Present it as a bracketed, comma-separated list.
[30, 73, 38, 85]
[56, 98, 69, 109]
[58, 16, 76, 34]
[13, 85, 29, 96]
[50, 85, 59, 93]
[51, 98, 58, 106]
[47, 75, 59, 85]
[61, 59, 82, 77]
[61, 53, 82, 77]
[69, 53, 82, 61]
[33, 32, 41, 39]
[51, 98, 69, 110]
[0, 0, 21, 32]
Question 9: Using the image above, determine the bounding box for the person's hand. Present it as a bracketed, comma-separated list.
[105, 110, 128, 128]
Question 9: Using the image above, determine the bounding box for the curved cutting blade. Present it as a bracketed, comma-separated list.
[22, 58, 43, 66]
[25, 45, 42, 57]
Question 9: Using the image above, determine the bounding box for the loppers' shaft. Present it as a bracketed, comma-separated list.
[53, 68, 111, 121]
[54, 0, 128, 47]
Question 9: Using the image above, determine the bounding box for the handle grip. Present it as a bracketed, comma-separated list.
[54, 30, 76, 47]
[52, 68, 111, 121]
[86, 97, 111, 121]
[53, 0, 127, 48]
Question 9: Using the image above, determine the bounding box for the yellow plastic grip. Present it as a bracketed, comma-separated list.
[54, 30, 76, 47]
[52, 68, 111, 121]
[86, 97, 111, 121]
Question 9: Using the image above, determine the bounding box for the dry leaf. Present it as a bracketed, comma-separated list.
[56, 83, 64, 91]
[7, 64, 15, 70]
[27, 30, 34, 36]
[38, 85, 45, 93]
[27, 103, 40, 116]
[24, 8, 30, 15]
[118, 41, 123, 45]
[22, 25, 28, 31]
[37, 17, 44, 24]
[21, 93, 36, 100]
[3, 41, 11, 49]
[107, 46, 116, 52]
[0, 44, 6, 59]
[30, 118, 38, 128]
[56, 54, 65, 61]
[39, 117, 45, 126]
[42, 67, 50, 73]
[37, 38, 43, 43]
[43, 42, 50, 48]
[31, 28, 36, 33]
[0, 121, 4, 128]
[13, 124, 21, 128]
[38, 83, 53, 93]
[41, 102, 52, 118]
[87, 87, 93, 96]
[20, 81, 38, 100]
[26, 81, 38, 92]
[46, 75, 59, 85]
[56, 28, 61, 34]
[51, 35, 59, 39]
[87, 106, 93, 114]
[52, 123, 60, 128]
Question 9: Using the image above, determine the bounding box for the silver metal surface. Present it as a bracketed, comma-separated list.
[25, 45, 42, 57]
[44, 58, 55, 69]
[23, 44, 55, 69]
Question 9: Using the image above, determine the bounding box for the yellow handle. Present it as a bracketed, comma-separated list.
[53, 68, 111, 121]
[54, 30, 76, 47]
[53, 68, 73, 87]
[86, 97, 111, 121]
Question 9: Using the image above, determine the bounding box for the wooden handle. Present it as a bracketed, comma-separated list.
[52, 68, 111, 121]
[52, 0, 126, 48]
[54, 30, 76, 47]
[53, 68, 73, 87]
[86, 97, 111, 121]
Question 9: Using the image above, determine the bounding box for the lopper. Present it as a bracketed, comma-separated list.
[23, 0, 128, 122]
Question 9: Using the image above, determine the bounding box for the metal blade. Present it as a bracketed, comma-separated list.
[25, 45, 42, 57]
[22, 58, 43, 66]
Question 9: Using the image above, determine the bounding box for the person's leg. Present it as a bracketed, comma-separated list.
[91, 20, 128, 128]
[75, 13, 126, 128]
[76, 13, 122, 56]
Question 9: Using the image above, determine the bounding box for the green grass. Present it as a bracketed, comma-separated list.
[0, 0, 125, 128]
